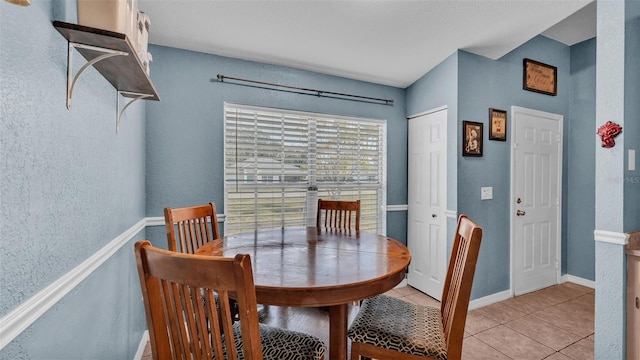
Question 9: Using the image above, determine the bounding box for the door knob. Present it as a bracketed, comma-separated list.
[516, 209, 526, 216]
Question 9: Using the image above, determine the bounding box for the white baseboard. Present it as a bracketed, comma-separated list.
[468, 289, 512, 310]
[466, 275, 595, 312]
[561, 274, 595, 288]
[395, 278, 408, 288]
[133, 331, 149, 360]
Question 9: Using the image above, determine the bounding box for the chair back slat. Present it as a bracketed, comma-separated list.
[135, 241, 263, 360]
[165, 203, 220, 253]
[316, 199, 361, 232]
[440, 214, 482, 359]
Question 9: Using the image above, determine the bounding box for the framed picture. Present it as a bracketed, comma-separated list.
[523, 58, 557, 96]
[462, 121, 483, 157]
[489, 108, 507, 141]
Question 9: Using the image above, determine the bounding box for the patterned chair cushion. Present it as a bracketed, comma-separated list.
[347, 294, 447, 360]
[230, 322, 326, 360]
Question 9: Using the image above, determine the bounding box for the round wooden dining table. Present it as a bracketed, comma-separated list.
[195, 226, 411, 360]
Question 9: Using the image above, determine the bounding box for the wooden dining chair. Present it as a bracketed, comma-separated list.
[347, 214, 483, 360]
[164, 202, 220, 254]
[135, 240, 326, 360]
[316, 199, 361, 232]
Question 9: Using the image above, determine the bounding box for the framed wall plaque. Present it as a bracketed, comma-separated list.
[489, 108, 507, 141]
[523, 58, 557, 96]
[462, 121, 483, 157]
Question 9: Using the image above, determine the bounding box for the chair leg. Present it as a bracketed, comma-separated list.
[350, 342, 364, 360]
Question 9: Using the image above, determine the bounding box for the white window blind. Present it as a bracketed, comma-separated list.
[224, 103, 386, 235]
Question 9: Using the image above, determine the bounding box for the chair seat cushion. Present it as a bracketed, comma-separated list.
[347, 294, 447, 359]
[231, 322, 326, 360]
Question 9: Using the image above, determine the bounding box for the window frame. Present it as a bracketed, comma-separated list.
[223, 102, 387, 235]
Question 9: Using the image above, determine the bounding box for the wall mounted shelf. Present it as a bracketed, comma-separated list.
[53, 21, 160, 132]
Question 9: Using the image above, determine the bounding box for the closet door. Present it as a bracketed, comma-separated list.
[407, 108, 447, 300]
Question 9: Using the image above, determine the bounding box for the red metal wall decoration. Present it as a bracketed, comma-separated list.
[597, 121, 623, 148]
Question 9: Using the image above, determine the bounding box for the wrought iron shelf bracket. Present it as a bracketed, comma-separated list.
[67, 42, 128, 110]
[116, 91, 152, 132]
[53, 21, 160, 133]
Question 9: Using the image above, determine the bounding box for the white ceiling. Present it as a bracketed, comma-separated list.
[138, 0, 596, 88]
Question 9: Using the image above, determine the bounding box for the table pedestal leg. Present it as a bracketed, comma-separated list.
[328, 303, 348, 360]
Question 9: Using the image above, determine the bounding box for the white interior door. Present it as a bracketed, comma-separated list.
[407, 108, 447, 300]
[511, 106, 562, 296]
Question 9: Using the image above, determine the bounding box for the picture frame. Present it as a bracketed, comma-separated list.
[462, 121, 483, 157]
[523, 58, 557, 96]
[489, 108, 507, 141]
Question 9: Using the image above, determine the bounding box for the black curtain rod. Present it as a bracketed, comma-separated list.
[216, 74, 394, 106]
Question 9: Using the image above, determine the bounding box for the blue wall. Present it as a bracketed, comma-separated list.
[0, 1, 612, 357]
[593, 1, 635, 356]
[567, 38, 597, 280]
[0, 1, 147, 358]
[406, 35, 598, 300]
[406, 51, 459, 209]
[457, 36, 571, 299]
[145, 45, 409, 245]
[405, 52, 461, 285]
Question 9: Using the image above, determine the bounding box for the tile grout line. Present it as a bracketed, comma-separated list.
[460, 284, 594, 360]
[466, 333, 517, 360]
[381, 284, 594, 360]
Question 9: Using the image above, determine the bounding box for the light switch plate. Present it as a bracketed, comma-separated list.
[481, 187, 493, 200]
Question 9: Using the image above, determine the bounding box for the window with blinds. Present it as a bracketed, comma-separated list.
[223, 103, 386, 235]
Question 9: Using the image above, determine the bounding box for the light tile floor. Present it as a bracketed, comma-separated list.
[141, 282, 594, 360]
[385, 282, 594, 360]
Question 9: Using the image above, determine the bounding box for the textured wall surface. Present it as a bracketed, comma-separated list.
[595, 0, 626, 233]
[406, 51, 459, 210]
[457, 36, 571, 299]
[144, 44, 409, 244]
[567, 38, 596, 280]
[405, 35, 600, 299]
[593, 0, 632, 357]
[594, 241, 626, 359]
[0, 0, 632, 357]
[624, 0, 640, 232]
[0, 1, 147, 358]
[405, 52, 460, 286]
